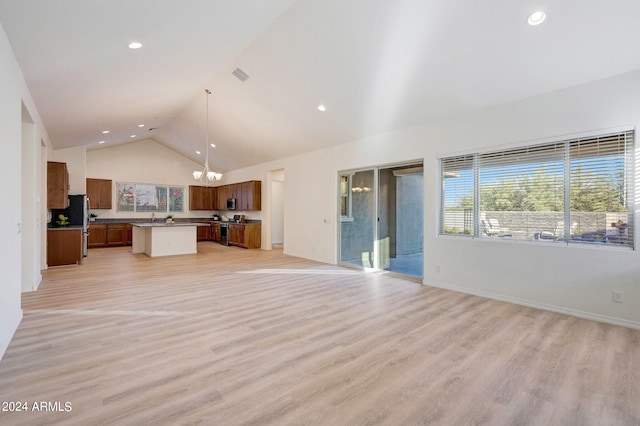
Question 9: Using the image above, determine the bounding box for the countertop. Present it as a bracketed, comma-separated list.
[92, 218, 261, 225]
[47, 225, 83, 231]
[131, 222, 211, 228]
[211, 220, 261, 226]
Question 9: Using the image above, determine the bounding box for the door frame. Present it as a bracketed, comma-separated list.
[337, 159, 424, 276]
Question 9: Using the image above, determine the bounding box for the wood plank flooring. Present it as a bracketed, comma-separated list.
[0, 243, 638, 425]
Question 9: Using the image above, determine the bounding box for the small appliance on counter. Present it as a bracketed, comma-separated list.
[233, 214, 245, 223]
[212, 214, 221, 221]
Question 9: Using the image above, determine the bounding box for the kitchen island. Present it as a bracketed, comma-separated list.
[131, 222, 208, 257]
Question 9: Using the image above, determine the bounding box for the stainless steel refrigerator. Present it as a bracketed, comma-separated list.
[52, 194, 91, 256]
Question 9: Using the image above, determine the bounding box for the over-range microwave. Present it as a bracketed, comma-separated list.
[226, 198, 237, 210]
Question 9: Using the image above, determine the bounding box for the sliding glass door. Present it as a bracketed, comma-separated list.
[339, 162, 423, 278]
[340, 170, 375, 268]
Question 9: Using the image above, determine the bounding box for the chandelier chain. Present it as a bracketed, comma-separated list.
[193, 88, 221, 185]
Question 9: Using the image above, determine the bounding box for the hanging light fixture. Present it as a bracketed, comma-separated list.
[193, 89, 222, 185]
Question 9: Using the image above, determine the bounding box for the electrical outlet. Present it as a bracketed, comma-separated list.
[612, 290, 624, 303]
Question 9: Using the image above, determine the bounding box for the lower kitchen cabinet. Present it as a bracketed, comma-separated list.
[211, 222, 221, 242]
[88, 224, 107, 248]
[197, 223, 212, 241]
[107, 224, 127, 246]
[47, 229, 82, 266]
[89, 223, 132, 248]
[229, 224, 261, 249]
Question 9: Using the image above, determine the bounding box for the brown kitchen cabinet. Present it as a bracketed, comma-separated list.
[197, 223, 212, 241]
[228, 223, 243, 247]
[229, 224, 261, 249]
[88, 224, 107, 248]
[240, 181, 261, 210]
[189, 185, 216, 210]
[107, 224, 127, 246]
[88, 223, 132, 248]
[215, 185, 229, 210]
[227, 183, 239, 199]
[126, 224, 132, 245]
[47, 161, 69, 209]
[213, 180, 262, 211]
[47, 229, 82, 266]
[211, 222, 221, 242]
[86, 178, 112, 209]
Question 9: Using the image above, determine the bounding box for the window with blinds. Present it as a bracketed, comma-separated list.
[440, 155, 474, 236]
[439, 129, 634, 248]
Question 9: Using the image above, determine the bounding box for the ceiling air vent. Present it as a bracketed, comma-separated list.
[232, 67, 250, 82]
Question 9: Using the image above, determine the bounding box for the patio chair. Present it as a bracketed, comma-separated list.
[482, 219, 501, 237]
[539, 221, 577, 240]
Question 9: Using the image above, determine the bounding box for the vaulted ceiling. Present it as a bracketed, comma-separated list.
[2, 0, 640, 172]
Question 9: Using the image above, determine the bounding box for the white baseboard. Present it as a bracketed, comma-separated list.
[0, 308, 22, 362]
[422, 279, 640, 330]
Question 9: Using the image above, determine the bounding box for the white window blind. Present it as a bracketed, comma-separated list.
[439, 129, 634, 248]
[478, 142, 565, 240]
[569, 132, 633, 247]
[440, 155, 474, 236]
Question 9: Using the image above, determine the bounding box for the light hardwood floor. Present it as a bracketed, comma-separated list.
[0, 243, 638, 425]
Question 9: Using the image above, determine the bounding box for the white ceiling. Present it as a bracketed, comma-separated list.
[2, 0, 640, 172]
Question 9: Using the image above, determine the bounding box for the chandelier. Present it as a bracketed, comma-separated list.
[193, 89, 222, 185]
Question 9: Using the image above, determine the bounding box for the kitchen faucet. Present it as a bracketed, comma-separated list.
[151, 212, 156, 222]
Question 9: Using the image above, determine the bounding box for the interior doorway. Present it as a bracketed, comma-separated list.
[21, 103, 43, 292]
[270, 169, 285, 249]
[339, 162, 423, 278]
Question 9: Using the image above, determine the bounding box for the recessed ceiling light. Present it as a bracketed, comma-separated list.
[527, 11, 546, 26]
[102, 130, 110, 134]
[137, 124, 144, 128]
[130, 134, 136, 138]
[128, 42, 142, 49]
[98, 141, 105, 144]
[195, 150, 201, 155]
[210, 144, 216, 148]
[317, 104, 326, 112]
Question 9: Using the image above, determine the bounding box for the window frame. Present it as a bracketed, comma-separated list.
[339, 173, 354, 222]
[116, 182, 185, 213]
[439, 128, 635, 249]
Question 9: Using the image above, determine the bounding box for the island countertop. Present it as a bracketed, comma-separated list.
[131, 222, 211, 228]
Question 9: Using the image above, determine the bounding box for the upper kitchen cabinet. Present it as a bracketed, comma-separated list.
[47, 161, 69, 209]
[86, 178, 113, 209]
[189, 185, 216, 210]
[215, 185, 229, 210]
[211, 180, 262, 211]
[240, 181, 261, 211]
[227, 183, 239, 199]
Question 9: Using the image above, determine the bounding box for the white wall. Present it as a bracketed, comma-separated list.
[224, 70, 640, 329]
[21, 119, 42, 292]
[54, 146, 86, 194]
[0, 22, 50, 360]
[86, 139, 223, 220]
[420, 71, 640, 329]
[0, 27, 24, 359]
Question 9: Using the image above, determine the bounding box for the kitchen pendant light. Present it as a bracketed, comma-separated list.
[193, 89, 222, 185]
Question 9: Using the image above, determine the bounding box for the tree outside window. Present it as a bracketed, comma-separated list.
[116, 183, 184, 213]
